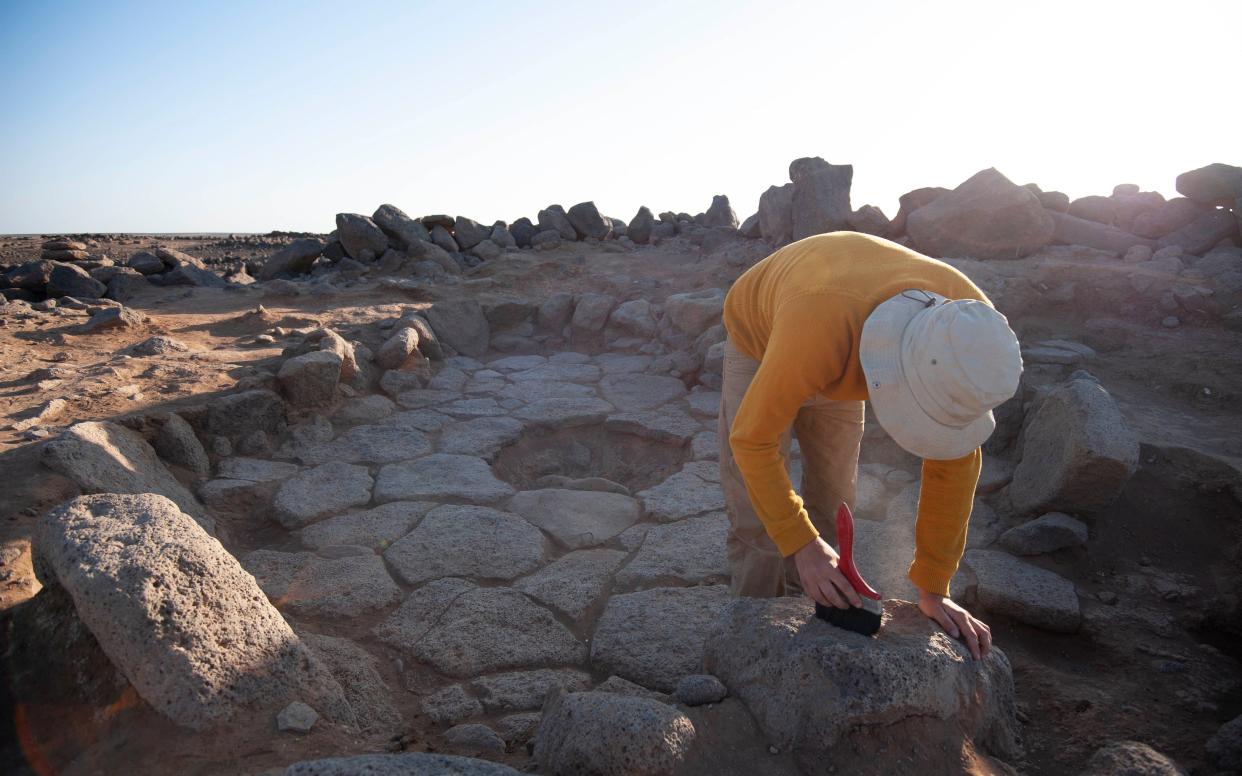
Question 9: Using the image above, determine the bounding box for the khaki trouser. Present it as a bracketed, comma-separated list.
[718, 340, 865, 598]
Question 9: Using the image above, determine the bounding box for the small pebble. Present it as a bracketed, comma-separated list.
[1097, 590, 1118, 605]
[768, 745, 780, 755]
[1162, 316, 1180, 328]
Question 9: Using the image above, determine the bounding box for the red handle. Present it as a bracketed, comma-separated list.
[836, 502, 882, 601]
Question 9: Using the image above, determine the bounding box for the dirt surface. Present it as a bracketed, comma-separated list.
[1, 233, 1240, 775]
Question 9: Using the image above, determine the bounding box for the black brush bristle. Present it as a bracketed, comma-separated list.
[815, 601, 883, 636]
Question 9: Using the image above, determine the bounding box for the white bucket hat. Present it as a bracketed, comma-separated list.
[860, 290, 1023, 460]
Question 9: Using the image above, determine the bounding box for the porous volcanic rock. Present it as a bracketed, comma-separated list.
[37, 494, 353, 731]
[703, 597, 1019, 776]
[907, 168, 1054, 259]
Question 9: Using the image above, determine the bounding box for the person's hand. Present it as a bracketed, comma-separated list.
[793, 537, 862, 610]
[917, 588, 992, 660]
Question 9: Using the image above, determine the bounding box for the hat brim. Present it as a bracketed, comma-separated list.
[860, 291, 995, 460]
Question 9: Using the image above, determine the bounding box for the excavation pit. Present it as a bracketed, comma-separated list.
[492, 425, 693, 494]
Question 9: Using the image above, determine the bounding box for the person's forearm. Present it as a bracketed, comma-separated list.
[730, 435, 818, 555]
[907, 448, 982, 596]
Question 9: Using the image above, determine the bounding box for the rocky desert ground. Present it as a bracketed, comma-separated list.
[1, 159, 1241, 776]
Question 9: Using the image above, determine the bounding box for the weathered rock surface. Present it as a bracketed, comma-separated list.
[963, 549, 1081, 632]
[37, 494, 352, 731]
[507, 488, 640, 549]
[514, 548, 627, 620]
[298, 501, 430, 550]
[379, 582, 586, 677]
[1081, 740, 1188, 776]
[426, 300, 490, 358]
[704, 597, 1019, 775]
[42, 420, 210, 530]
[278, 351, 342, 408]
[535, 691, 696, 776]
[439, 416, 524, 460]
[1009, 375, 1138, 516]
[1207, 714, 1242, 771]
[790, 157, 853, 241]
[299, 629, 402, 735]
[335, 213, 388, 259]
[758, 183, 794, 243]
[702, 194, 738, 229]
[907, 168, 1054, 259]
[153, 412, 210, 477]
[285, 753, 523, 776]
[1176, 162, 1242, 207]
[296, 424, 432, 465]
[600, 373, 687, 411]
[384, 505, 545, 584]
[637, 467, 725, 522]
[242, 550, 401, 617]
[998, 512, 1088, 555]
[273, 462, 373, 528]
[375, 454, 514, 504]
[205, 389, 285, 439]
[567, 201, 610, 240]
[615, 513, 729, 589]
[372, 204, 431, 248]
[1049, 211, 1154, 254]
[259, 238, 325, 279]
[591, 585, 732, 692]
[469, 668, 592, 713]
[674, 674, 728, 706]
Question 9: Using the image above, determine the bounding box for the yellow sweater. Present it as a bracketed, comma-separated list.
[722, 232, 989, 597]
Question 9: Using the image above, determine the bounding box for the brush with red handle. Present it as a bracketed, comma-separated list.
[814, 502, 884, 636]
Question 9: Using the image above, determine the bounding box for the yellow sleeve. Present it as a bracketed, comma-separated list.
[728, 294, 851, 556]
[908, 448, 982, 597]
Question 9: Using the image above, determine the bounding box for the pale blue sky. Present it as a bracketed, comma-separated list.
[2, 0, 1238, 234]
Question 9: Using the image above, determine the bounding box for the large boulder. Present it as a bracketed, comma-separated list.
[628, 206, 655, 244]
[789, 157, 853, 241]
[704, 597, 1019, 776]
[846, 204, 890, 237]
[907, 168, 1054, 259]
[1131, 197, 1211, 239]
[662, 288, 725, 340]
[1009, 374, 1139, 516]
[1156, 208, 1239, 255]
[1048, 211, 1154, 254]
[36, 494, 353, 731]
[702, 195, 738, 229]
[258, 238, 325, 280]
[567, 201, 610, 240]
[1067, 195, 1116, 225]
[1175, 162, 1242, 207]
[372, 204, 432, 248]
[277, 351, 342, 407]
[453, 216, 489, 250]
[42, 420, 210, 531]
[534, 691, 696, 776]
[538, 205, 578, 241]
[47, 263, 106, 298]
[887, 186, 949, 237]
[425, 300, 491, 358]
[335, 213, 388, 260]
[758, 183, 793, 243]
